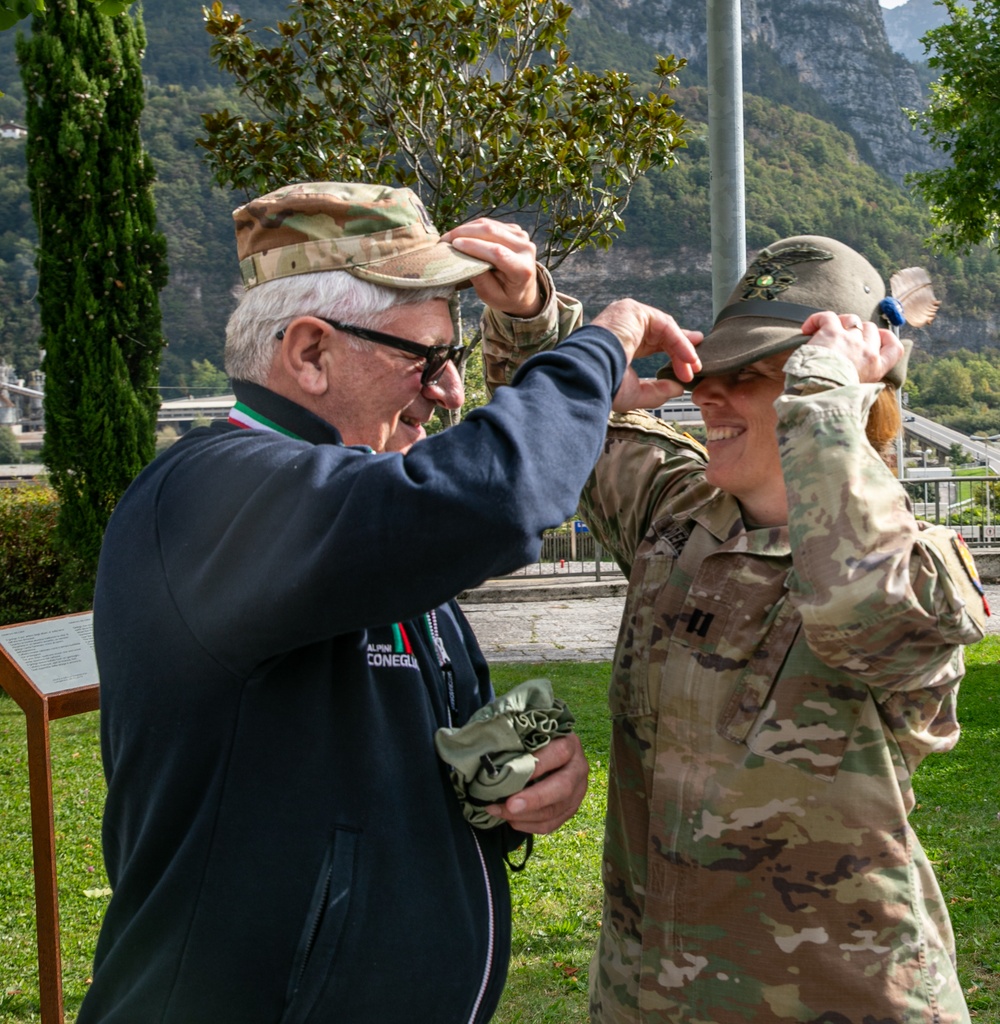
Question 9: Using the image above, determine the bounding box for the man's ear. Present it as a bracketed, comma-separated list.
[276, 317, 334, 396]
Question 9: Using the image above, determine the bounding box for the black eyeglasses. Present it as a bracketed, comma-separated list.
[277, 316, 469, 387]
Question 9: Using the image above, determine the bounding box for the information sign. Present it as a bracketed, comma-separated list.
[0, 612, 100, 1024]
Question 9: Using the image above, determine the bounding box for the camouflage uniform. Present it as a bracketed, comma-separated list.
[483, 273, 987, 1024]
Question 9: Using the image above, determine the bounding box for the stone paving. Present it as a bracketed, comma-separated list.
[458, 585, 1000, 664]
[459, 595, 625, 663]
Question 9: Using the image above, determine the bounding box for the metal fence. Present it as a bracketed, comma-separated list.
[502, 473, 1000, 581]
[901, 473, 1000, 545]
[504, 521, 624, 580]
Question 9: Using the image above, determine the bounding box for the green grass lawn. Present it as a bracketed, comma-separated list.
[1, 642, 997, 1023]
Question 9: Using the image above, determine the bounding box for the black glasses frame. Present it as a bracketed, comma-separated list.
[276, 316, 468, 386]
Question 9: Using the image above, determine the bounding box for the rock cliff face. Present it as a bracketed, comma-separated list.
[575, 0, 939, 184]
[883, 0, 950, 62]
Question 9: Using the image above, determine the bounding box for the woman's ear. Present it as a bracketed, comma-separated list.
[277, 317, 334, 396]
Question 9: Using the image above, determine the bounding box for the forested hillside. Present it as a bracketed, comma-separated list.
[1, 0, 998, 407]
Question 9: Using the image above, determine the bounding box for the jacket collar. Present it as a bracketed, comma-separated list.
[229, 380, 347, 447]
[663, 471, 791, 557]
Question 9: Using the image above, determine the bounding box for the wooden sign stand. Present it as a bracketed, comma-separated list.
[0, 612, 100, 1024]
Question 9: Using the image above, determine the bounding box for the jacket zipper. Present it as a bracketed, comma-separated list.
[293, 864, 332, 999]
[422, 609, 494, 1023]
[466, 828, 496, 1024]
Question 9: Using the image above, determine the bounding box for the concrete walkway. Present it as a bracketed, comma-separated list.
[459, 594, 625, 663]
[458, 578, 1000, 664]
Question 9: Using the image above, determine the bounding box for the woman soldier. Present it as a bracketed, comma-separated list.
[448, 225, 987, 1024]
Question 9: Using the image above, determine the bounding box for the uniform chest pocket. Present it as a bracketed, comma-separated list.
[718, 602, 866, 782]
[609, 517, 691, 718]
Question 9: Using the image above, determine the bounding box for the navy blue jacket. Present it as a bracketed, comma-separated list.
[80, 326, 624, 1023]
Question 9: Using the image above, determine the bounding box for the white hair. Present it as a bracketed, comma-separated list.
[225, 272, 456, 384]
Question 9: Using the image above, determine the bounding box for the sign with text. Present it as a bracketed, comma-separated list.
[0, 611, 100, 1024]
[0, 613, 97, 696]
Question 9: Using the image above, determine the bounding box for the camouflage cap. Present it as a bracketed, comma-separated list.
[232, 182, 492, 290]
[658, 234, 909, 388]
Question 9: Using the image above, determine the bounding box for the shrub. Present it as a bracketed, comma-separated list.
[0, 486, 94, 626]
[0, 426, 22, 464]
[155, 425, 179, 454]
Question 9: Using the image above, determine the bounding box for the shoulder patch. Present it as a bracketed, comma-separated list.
[922, 526, 990, 627]
[608, 410, 707, 458]
[952, 533, 990, 612]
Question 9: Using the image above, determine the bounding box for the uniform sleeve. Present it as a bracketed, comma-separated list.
[777, 344, 987, 691]
[482, 266, 708, 572]
[482, 264, 584, 393]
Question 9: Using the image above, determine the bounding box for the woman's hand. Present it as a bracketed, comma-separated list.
[800, 311, 903, 383]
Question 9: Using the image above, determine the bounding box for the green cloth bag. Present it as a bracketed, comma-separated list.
[434, 678, 575, 829]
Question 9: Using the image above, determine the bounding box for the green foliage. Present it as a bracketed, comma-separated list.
[0, 0, 131, 32]
[17, 0, 167, 571]
[608, 85, 990, 325]
[154, 423, 178, 453]
[908, 0, 1000, 253]
[0, 486, 92, 625]
[0, 138, 42, 378]
[198, 0, 690, 266]
[458, 342, 488, 423]
[140, 0, 283, 90]
[138, 83, 252, 390]
[4, 1, 1000, 393]
[0, 0, 45, 32]
[0, 425, 22, 462]
[907, 348, 1000, 434]
[185, 358, 229, 397]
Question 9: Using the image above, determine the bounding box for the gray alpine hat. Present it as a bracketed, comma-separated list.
[658, 235, 909, 387]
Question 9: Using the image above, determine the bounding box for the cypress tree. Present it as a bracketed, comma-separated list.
[17, 0, 167, 590]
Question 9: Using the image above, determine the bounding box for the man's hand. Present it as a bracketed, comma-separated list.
[483, 734, 589, 835]
[590, 299, 703, 412]
[442, 219, 543, 319]
[800, 311, 903, 383]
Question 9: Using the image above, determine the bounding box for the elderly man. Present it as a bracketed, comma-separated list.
[79, 183, 698, 1024]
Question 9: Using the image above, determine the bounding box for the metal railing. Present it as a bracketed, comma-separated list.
[900, 473, 1000, 545]
[504, 521, 624, 581]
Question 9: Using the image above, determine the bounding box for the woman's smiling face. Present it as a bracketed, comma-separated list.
[691, 352, 790, 527]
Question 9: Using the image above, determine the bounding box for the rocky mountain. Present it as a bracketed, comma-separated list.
[3, 0, 995, 387]
[882, 0, 951, 63]
[576, 0, 940, 184]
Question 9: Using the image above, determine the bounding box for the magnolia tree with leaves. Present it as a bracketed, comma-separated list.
[908, 0, 1000, 252]
[17, 0, 167, 587]
[0, 0, 130, 31]
[198, 0, 690, 268]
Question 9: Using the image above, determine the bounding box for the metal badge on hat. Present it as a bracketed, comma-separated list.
[740, 244, 833, 301]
